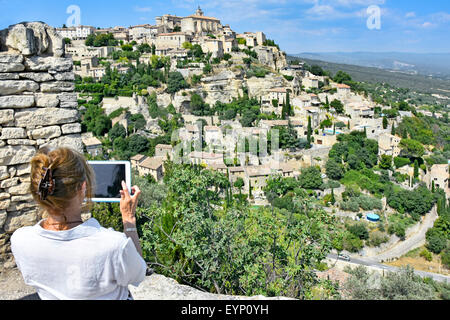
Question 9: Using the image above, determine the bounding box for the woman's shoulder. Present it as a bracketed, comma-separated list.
[88, 219, 129, 246]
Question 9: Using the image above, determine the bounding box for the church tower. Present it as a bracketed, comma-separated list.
[195, 6, 204, 16]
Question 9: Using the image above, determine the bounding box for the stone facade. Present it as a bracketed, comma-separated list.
[0, 22, 81, 270]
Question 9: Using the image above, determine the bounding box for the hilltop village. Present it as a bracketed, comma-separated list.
[57, 7, 449, 205]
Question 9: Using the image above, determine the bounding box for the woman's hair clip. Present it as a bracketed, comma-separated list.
[38, 167, 55, 201]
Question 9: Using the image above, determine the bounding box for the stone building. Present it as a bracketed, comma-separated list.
[0, 22, 83, 269]
[181, 7, 223, 36]
[55, 25, 96, 40]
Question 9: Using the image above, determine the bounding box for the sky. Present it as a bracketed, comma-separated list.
[1, 0, 450, 54]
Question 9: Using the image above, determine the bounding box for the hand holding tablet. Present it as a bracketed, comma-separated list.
[88, 161, 132, 203]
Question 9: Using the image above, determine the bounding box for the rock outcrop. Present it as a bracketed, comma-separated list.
[0, 22, 81, 270]
[130, 274, 294, 300]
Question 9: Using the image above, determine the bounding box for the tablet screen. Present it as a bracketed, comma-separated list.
[90, 163, 126, 199]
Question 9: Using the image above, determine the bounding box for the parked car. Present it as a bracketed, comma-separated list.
[338, 253, 351, 261]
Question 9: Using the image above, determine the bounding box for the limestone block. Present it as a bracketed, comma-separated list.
[30, 126, 61, 139]
[7, 139, 37, 146]
[0, 95, 35, 108]
[24, 56, 72, 72]
[0, 127, 26, 139]
[7, 181, 31, 195]
[15, 163, 30, 176]
[14, 108, 78, 128]
[0, 63, 25, 73]
[0, 211, 6, 229]
[40, 134, 83, 154]
[7, 201, 36, 212]
[0, 200, 10, 210]
[3, 209, 39, 234]
[0, 110, 14, 124]
[11, 194, 33, 202]
[0, 193, 10, 200]
[0, 53, 24, 64]
[40, 81, 75, 93]
[0, 177, 19, 188]
[19, 72, 54, 82]
[34, 93, 59, 107]
[61, 123, 81, 134]
[54, 72, 75, 81]
[4, 24, 37, 56]
[58, 92, 78, 108]
[0, 80, 39, 96]
[8, 166, 16, 178]
[0, 73, 20, 80]
[0, 166, 8, 180]
[0, 145, 36, 166]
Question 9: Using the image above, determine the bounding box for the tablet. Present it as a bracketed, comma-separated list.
[88, 161, 132, 203]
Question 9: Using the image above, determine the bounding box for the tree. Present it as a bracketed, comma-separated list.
[333, 71, 352, 84]
[307, 116, 312, 148]
[109, 123, 127, 141]
[348, 223, 369, 240]
[299, 166, 323, 190]
[167, 72, 189, 94]
[413, 160, 419, 178]
[383, 116, 388, 130]
[234, 178, 245, 195]
[391, 123, 396, 135]
[326, 159, 345, 180]
[400, 139, 425, 158]
[379, 155, 393, 170]
[330, 99, 344, 114]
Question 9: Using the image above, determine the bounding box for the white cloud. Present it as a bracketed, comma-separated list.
[133, 6, 152, 13]
[405, 12, 416, 19]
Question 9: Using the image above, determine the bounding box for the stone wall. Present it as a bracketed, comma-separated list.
[0, 22, 82, 270]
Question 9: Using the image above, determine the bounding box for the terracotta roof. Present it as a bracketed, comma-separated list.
[204, 126, 220, 131]
[336, 83, 351, 89]
[139, 157, 164, 170]
[156, 144, 173, 150]
[131, 154, 146, 162]
[82, 137, 102, 147]
[187, 15, 220, 21]
[268, 88, 287, 93]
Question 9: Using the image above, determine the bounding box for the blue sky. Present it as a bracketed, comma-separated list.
[1, 0, 449, 53]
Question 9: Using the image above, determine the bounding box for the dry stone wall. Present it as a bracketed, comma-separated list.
[0, 22, 81, 270]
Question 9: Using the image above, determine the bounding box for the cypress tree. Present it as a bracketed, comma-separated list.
[391, 123, 396, 135]
[307, 116, 312, 148]
[383, 116, 388, 129]
[413, 160, 419, 178]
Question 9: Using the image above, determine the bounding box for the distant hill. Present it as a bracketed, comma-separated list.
[287, 55, 450, 100]
[291, 52, 450, 80]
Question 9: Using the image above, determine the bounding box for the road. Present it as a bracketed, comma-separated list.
[371, 206, 439, 262]
[327, 253, 450, 284]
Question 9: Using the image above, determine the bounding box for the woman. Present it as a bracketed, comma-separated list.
[10, 147, 147, 300]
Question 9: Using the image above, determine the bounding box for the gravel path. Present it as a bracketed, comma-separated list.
[0, 268, 36, 300]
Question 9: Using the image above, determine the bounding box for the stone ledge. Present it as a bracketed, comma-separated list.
[129, 274, 294, 300]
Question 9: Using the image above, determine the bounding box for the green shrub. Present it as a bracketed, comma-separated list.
[420, 249, 433, 262]
[394, 157, 411, 168]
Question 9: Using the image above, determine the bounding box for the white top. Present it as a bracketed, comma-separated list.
[10, 218, 147, 300]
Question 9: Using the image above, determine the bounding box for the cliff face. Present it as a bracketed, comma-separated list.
[0, 22, 82, 269]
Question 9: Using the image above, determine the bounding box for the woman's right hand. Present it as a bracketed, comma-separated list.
[119, 181, 141, 226]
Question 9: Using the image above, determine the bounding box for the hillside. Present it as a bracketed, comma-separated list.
[288, 56, 450, 101]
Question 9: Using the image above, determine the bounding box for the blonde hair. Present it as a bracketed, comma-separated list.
[30, 147, 95, 220]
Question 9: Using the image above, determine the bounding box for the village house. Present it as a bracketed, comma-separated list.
[56, 25, 96, 40]
[426, 164, 450, 198]
[314, 133, 338, 147]
[188, 151, 225, 167]
[378, 133, 401, 157]
[155, 144, 174, 160]
[302, 76, 319, 90]
[262, 88, 288, 107]
[137, 156, 165, 182]
[156, 32, 193, 51]
[130, 154, 147, 170]
[204, 126, 222, 146]
[82, 136, 103, 157]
